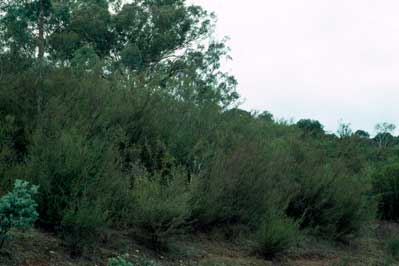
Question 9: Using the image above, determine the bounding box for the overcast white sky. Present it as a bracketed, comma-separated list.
[191, 0, 399, 134]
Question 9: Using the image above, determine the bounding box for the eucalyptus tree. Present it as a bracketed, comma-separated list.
[297, 119, 325, 137]
[0, 0, 72, 59]
[337, 122, 353, 139]
[374, 122, 396, 149]
[354, 130, 370, 139]
[1, 0, 237, 105]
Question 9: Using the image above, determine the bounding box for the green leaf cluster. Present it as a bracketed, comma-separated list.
[0, 179, 39, 249]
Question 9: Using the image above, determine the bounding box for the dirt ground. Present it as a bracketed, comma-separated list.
[1, 222, 398, 266]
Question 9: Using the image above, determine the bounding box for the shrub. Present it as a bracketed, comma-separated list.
[190, 138, 293, 229]
[255, 211, 299, 258]
[286, 164, 374, 241]
[108, 255, 156, 266]
[61, 200, 107, 257]
[372, 162, 399, 220]
[0, 179, 39, 249]
[131, 167, 191, 250]
[0, 115, 25, 193]
[386, 238, 399, 260]
[26, 129, 114, 226]
[24, 127, 130, 255]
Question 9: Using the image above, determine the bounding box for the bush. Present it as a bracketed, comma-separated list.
[26, 129, 114, 226]
[0, 179, 39, 249]
[108, 255, 156, 266]
[255, 211, 299, 258]
[372, 162, 399, 220]
[61, 200, 107, 257]
[386, 238, 399, 260]
[24, 127, 131, 255]
[286, 163, 374, 241]
[0, 115, 25, 193]
[131, 167, 191, 250]
[190, 137, 294, 229]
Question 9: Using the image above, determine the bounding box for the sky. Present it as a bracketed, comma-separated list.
[190, 0, 399, 134]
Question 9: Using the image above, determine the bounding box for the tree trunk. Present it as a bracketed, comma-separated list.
[38, 0, 45, 60]
[37, 0, 46, 118]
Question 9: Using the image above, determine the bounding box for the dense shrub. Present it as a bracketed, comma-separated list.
[0, 115, 25, 193]
[190, 143, 274, 226]
[372, 162, 399, 220]
[0, 180, 38, 249]
[131, 167, 191, 249]
[286, 163, 374, 240]
[386, 238, 399, 260]
[26, 129, 103, 225]
[190, 125, 298, 228]
[0, 0, 387, 255]
[108, 255, 156, 266]
[190, 119, 374, 243]
[61, 200, 107, 257]
[23, 125, 130, 254]
[297, 119, 325, 137]
[255, 211, 299, 257]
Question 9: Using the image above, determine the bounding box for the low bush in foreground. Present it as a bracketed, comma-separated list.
[61, 200, 107, 257]
[255, 211, 300, 258]
[286, 164, 374, 241]
[0, 179, 38, 249]
[131, 168, 191, 250]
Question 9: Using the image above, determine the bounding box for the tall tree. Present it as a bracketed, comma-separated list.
[337, 122, 352, 138]
[374, 122, 396, 149]
[297, 119, 324, 137]
[0, 0, 59, 58]
[0, 0, 238, 108]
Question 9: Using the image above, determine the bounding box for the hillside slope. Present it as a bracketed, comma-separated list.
[1, 222, 398, 266]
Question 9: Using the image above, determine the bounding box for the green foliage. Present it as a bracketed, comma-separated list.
[26, 128, 116, 226]
[61, 199, 107, 257]
[0, 115, 21, 192]
[0, 0, 386, 256]
[373, 162, 399, 220]
[286, 164, 374, 240]
[0, 179, 38, 249]
[131, 167, 191, 249]
[337, 122, 353, 138]
[108, 255, 156, 266]
[23, 119, 132, 254]
[255, 211, 299, 257]
[297, 119, 324, 137]
[386, 238, 399, 259]
[108, 256, 134, 266]
[355, 130, 370, 139]
[189, 111, 298, 228]
[191, 139, 288, 227]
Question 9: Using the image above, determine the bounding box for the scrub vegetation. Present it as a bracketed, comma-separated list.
[0, 0, 398, 265]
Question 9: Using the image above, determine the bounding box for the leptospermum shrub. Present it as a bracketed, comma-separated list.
[255, 211, 300, 258]
[372, 162, 399, 221]
[131, 167, 191, 250]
